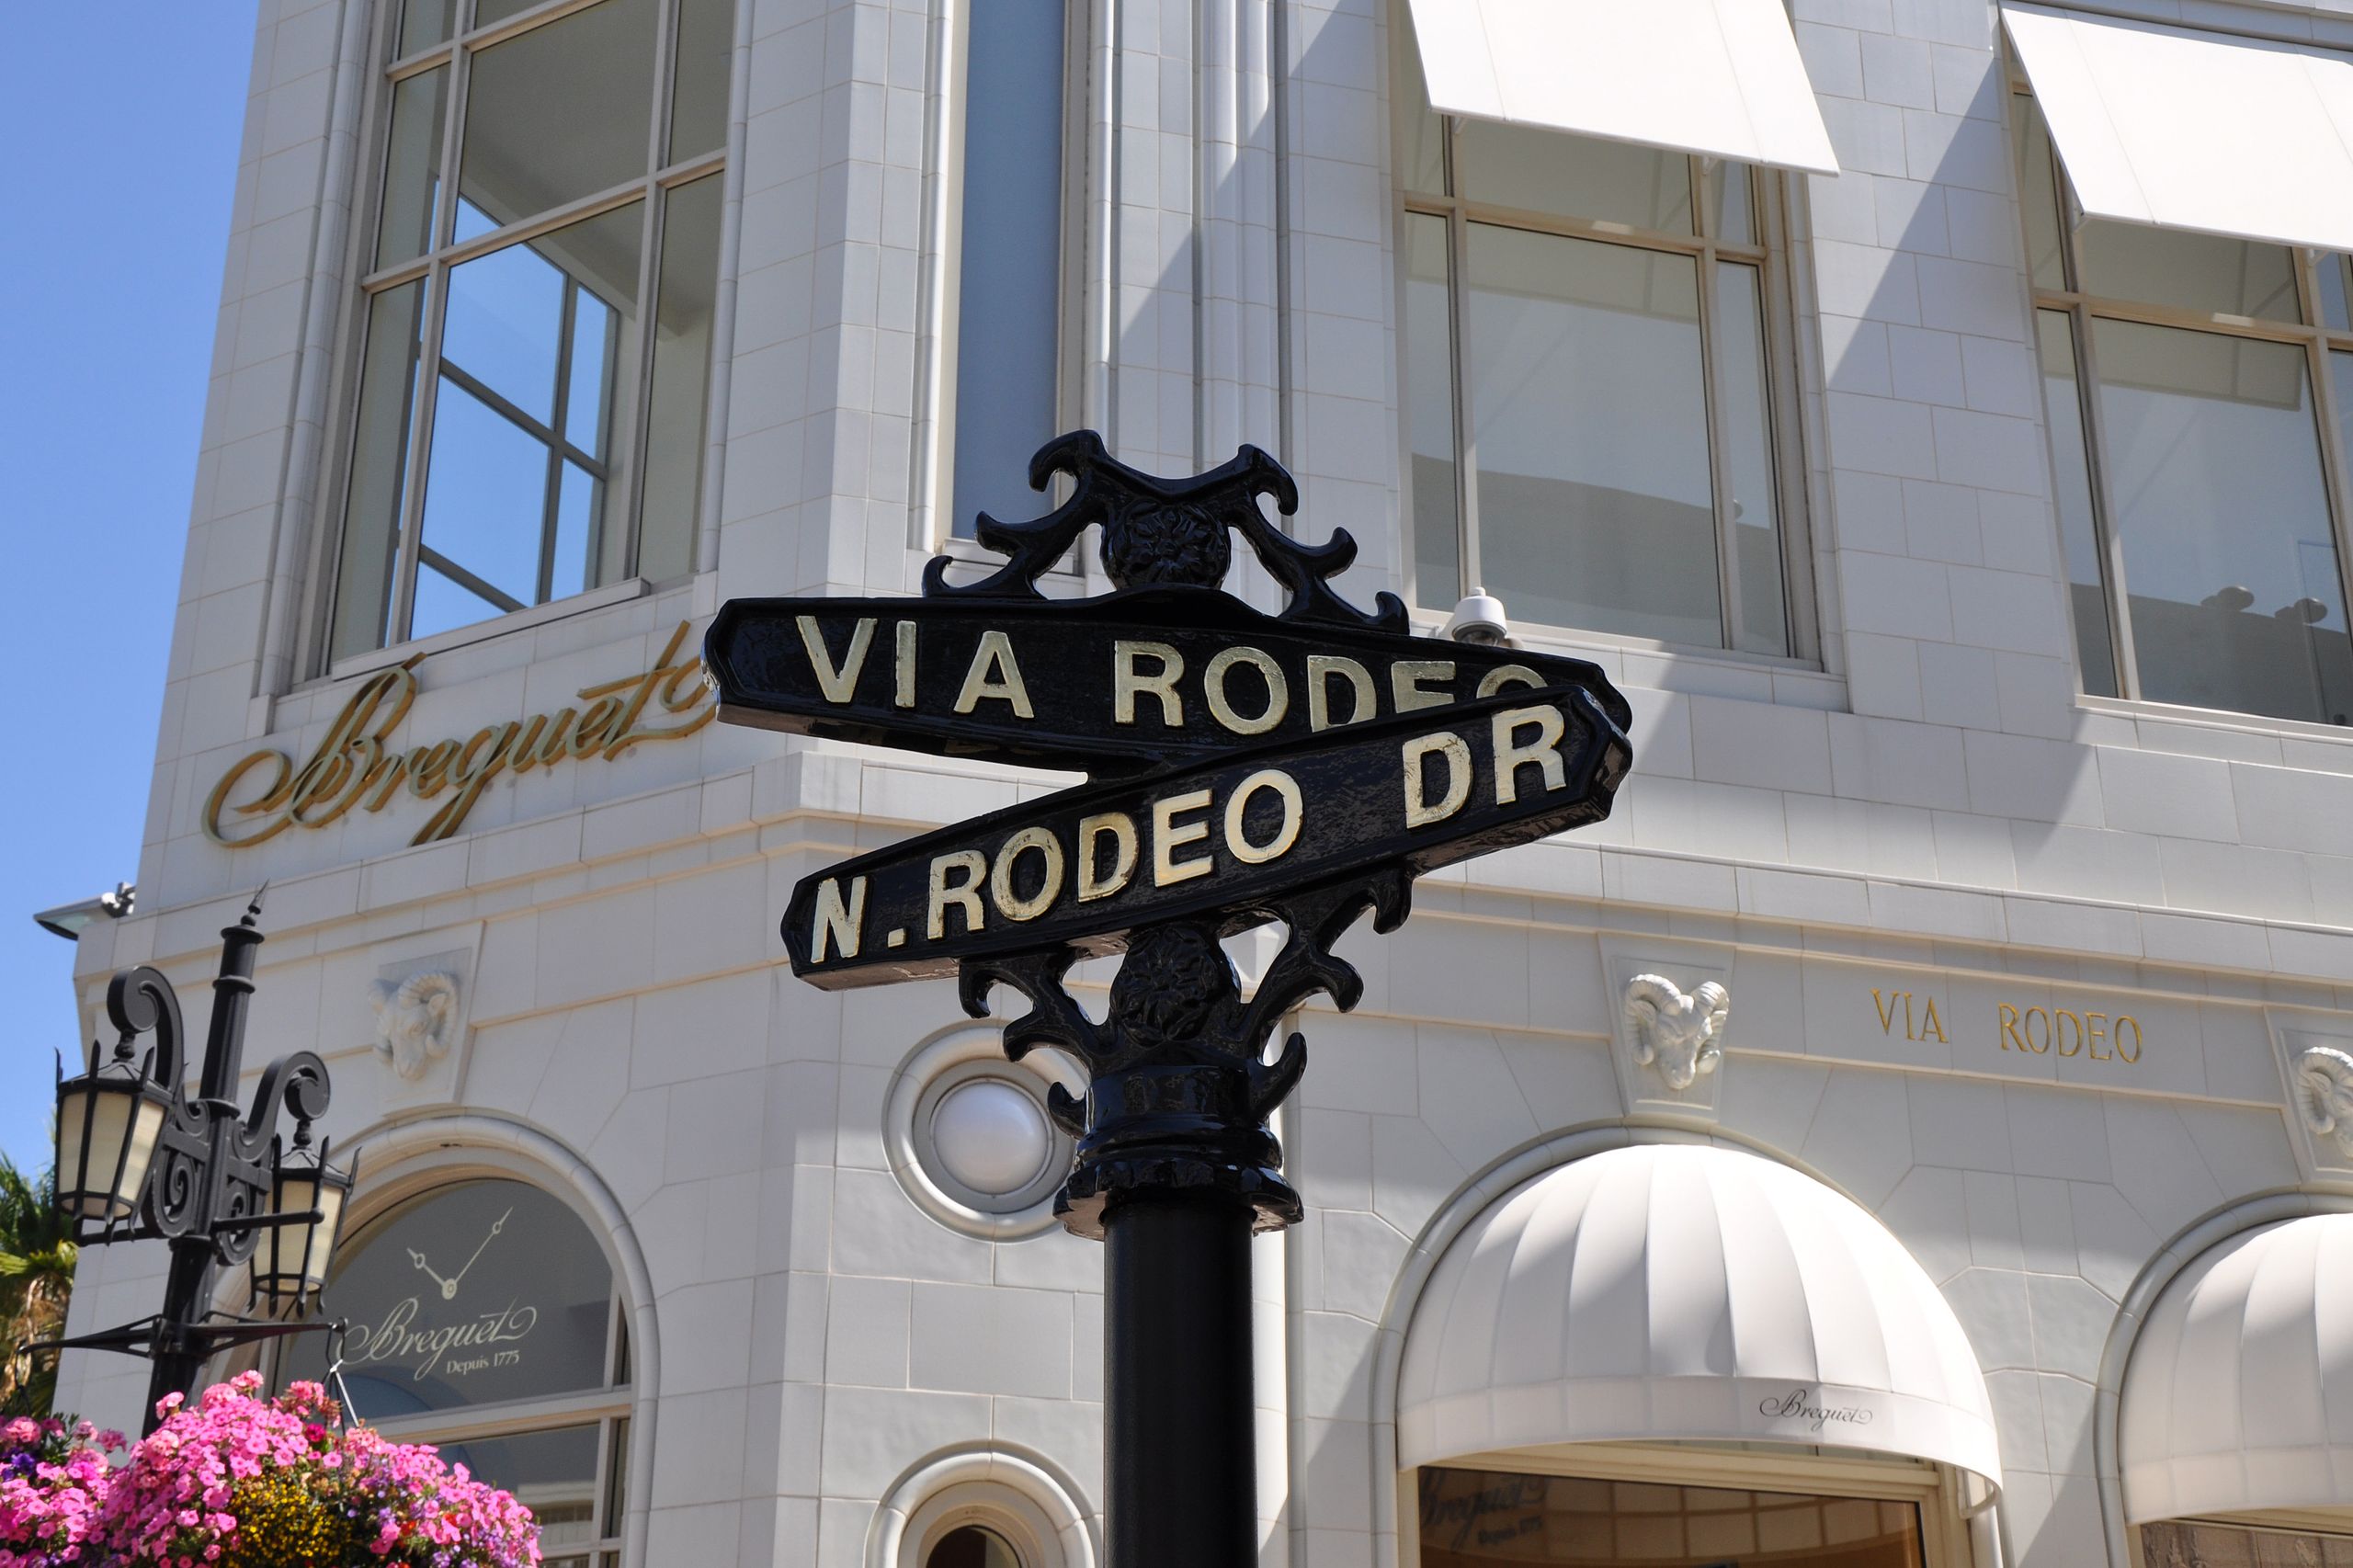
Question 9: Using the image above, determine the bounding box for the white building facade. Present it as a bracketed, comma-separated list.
[51, 0, 2353, 1563]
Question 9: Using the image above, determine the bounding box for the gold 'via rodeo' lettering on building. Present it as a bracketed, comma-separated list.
[202, 621, 715, 848]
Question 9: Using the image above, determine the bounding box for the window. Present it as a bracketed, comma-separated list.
[282, 1179, 633, 1568]
[2141, 1518, 2353, 1566]
[945, 0, 1073, 540]
[1396, 41, 1804, 657]
[1417, 1467, 1927, 1566]
[2017, 89, 2353, 726]
[328, 0, 731, 665]
[926, 1525, 1023, 1568]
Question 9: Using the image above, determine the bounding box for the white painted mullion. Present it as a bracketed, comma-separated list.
[386, 28, 472, 646]
[1694, 154, 1741, 655]
[1757, 167, 1815, 665]
[2298, 255, 2353, 722]
[1447, 119, 1477, 598]
[621, 0, 680, 578]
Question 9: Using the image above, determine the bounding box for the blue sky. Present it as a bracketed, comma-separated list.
[0, 6, 260, 1171]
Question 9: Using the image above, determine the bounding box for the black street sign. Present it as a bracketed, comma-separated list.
[781, 683, 1626, 985]
[705, 585, 1632, 776]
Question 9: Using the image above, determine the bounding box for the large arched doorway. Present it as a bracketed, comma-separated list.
[1394, 1143, 1999, 1566]
[2120, 1214, 2353, 1563]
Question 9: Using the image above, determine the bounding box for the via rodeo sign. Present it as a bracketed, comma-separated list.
[706, 432, 1631, 1567]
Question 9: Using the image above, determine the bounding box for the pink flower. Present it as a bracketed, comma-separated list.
[0, 1376, 535, 1568]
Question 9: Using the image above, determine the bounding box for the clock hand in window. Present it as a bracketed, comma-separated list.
[407, 1246, 457, 1297]
[442, 1208, 512, 1298]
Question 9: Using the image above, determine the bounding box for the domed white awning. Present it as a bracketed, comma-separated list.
[1397, 1144, 2003, 1490]
[2121, 1214, 2353, 1523]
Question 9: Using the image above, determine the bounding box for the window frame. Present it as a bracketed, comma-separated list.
[308, 0, 728, 679]
[1390, 28, 1820, 665]
[256, 1166, 642, 1568]
[1399, 1443, 1974, 1568]
[908, 1493, 1062, 1568]
[917, 0, 1092, 557]
[2131, 1513, 2353, 1568]
[2013, 73, 2353, 724]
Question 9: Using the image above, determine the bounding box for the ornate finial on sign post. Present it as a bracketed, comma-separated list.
[921, 429, 1408, 631]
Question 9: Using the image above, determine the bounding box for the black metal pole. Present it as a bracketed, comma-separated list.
[142, 904, 266, 1433]
[142, 1243, 218, 1434]
[999, 920, 1313, 1568]
[199, 908, 264, 1099]
[1102, 1192, 1258, 1568]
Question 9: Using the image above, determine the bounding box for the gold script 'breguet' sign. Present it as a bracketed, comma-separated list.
[204, 621, 715, 848]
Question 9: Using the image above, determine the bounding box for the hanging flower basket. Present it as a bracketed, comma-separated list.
[0, 1372, 541, 1567]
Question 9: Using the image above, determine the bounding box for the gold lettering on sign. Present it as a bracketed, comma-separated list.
[1223, 770, 1303, 864]
[1475, 664, 1544, 699]
[954, 631, 1035, 717]
[1995, 1003, 2143, 1064]
[1869, 988, 1949, 1044]
[1077, 813, 1138, 901]
[799, 615, 875, 702]
[927, 850, 988, 938]
[204, 622, 715, 849]
[894, 620, 918, 710]
[810, 876, 868, 963]
[990, 826, 1066, 922]
[1403, 733, 1472, 827]
[1391, 660, 1456, 713]
[1114, 642, 1184, 726]
[1203, 646, 1289, 735]
[1307, 654, 1376, 731]
[1152, 790, 1216, 885]
[1491, 705, 1567, 804]
[1855, 988, 2149, 1065]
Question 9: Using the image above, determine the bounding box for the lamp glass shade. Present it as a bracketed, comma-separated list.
[255, 1161, 348, 1301]
[54, 1074, 165, 1223]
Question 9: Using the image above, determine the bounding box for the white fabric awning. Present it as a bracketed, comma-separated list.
[2003, 4, 2353, 253]
[2120, 1214, 2353, 1523]
[1403, 0, 1839, 175]
[1397, 1144, 2002, 1489]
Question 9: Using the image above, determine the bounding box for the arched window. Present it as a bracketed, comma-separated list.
[881, 1449, 1096, 1568]
[281, 1178, 633, 1567]
[926, 1524, 1024, 1568]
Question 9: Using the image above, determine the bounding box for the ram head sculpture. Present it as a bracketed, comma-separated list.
[370, 971, 460, 1082]
[1623, 973, 1732, 1093]
[2295, 1044, 2353, 1160]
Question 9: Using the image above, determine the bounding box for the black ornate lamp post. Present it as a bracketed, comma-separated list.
[45, 894, 351, 1432]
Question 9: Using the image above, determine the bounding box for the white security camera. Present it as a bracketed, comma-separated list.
[1443, 587, 1512, 647]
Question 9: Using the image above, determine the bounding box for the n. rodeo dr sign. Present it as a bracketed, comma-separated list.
[705, 591, 1629, 983]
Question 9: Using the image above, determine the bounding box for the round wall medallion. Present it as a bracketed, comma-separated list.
[886, 1028, 1082, 1239]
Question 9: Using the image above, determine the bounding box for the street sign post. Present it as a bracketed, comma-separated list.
[709, 431, 1632, 1567]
